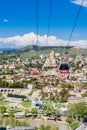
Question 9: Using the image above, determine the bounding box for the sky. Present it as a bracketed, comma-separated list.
[0, 0, 87, 48]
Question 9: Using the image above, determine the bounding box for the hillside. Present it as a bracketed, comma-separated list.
[0, 45, 87, 61]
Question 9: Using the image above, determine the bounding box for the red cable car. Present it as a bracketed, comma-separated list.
[59, 63, 69, 73]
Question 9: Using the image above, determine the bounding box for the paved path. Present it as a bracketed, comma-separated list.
[75, 123, 87, 130]
[27, 119, 70, 130]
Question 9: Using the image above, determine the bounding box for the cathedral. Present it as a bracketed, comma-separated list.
[43, 50, 58, 68]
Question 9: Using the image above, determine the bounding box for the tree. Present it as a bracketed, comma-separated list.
[38, 125, 45, 130]
[0, 93, 4, 101]
[8, 110, 14, 117]
[24, 109, 29, 119]
[68, 102, 87, 119]
[28, 91, 33, 96]
[0, 106, 6, 126]
[14, 120, 29, 126]
[83, 82, 87, 89]
[0, 106, 6, 115]
[38, 125, 59, 130]
[59, 88, 69, 102]
[66, 83, 74, 90]
[50, 126, 59, 130]
[31, 108, 38, 115]
[9, 82, 24, 88]
[0, 80, 8, 88]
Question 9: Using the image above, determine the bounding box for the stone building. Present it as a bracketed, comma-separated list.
[43, 50, 58, 68]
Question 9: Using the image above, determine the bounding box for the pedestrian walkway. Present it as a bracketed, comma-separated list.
[75, 123, 87, 130]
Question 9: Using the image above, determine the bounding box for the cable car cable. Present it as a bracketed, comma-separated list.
[63, 0, 84, 68]
[36, 0, 39, 66]
[43, 0, 53, 69]
[47, 0, 53, 45]
[66, 0, 84, 48]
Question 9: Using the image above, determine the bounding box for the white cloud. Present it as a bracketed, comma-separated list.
[3, 19, 8, 23]
[71, 0, 87, 7]
[0, 32, 87, 48]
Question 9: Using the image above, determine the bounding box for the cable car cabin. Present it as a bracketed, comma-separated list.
[59, 63, 69, 73]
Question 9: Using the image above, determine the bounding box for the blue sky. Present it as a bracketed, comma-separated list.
[0, 0, 87, 48]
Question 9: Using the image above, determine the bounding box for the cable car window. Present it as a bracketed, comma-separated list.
[59, 64, 69, 70]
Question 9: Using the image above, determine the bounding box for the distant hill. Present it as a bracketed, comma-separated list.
[68, 46, 87, 57]
[0, 45, 87, 61]
[5, 45, 73, 54]
[9, 45, 87, 56]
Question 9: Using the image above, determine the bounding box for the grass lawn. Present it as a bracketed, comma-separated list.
[21, 101, 31, 108]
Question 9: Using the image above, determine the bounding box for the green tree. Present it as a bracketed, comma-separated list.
[8, 110, 14, 117]
[0, 106, 6, 126]
[83, 82, 87, 89]
[24, 109, 29, 119]
[0, 93, 4, 101]
[68, 102, 87, 119]
[0, 106, 6, 115]
[31, 108, 38, 115]
[9, 82, 24, 88]
[45, 126, 51, 130]
[59, 88, 69, 102]
[50, 126, 59, 130]
[14, 120, 29, 126]
[38, 125, 59, 130]
[38, 125, 45, 130]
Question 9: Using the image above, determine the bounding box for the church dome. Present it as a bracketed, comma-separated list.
[50, 50, 55, 57]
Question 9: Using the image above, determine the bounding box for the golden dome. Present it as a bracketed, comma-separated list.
[50, 50, 55, 57]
